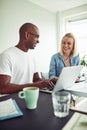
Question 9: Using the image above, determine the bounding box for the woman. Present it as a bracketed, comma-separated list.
[49, 33, 80, 80]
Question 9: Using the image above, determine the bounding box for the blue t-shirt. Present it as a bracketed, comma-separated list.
[49, 52, 80, 78]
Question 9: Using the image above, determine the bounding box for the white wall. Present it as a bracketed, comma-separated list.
[0, 0, 57, 72]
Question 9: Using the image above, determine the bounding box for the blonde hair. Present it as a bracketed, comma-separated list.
[60, 33, 78, 57]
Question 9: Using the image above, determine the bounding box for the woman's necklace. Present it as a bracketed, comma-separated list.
[64, 57, 69, 63]
[63, 56, 70, 66]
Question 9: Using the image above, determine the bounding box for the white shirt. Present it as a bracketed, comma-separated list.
[0, 47, 38, 84]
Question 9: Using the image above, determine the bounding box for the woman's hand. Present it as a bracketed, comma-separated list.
[75, 78, 80, 83]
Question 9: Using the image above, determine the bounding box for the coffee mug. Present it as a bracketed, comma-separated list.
[18, 87, 39, 109]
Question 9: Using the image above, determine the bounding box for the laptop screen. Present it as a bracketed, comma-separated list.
[53, 66, 83, 93]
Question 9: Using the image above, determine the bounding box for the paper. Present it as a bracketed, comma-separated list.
[70, 98, 87, 114]
[0, 98, 23, 120]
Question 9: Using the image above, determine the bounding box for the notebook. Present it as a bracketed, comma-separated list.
[40, 66, 87, 97]
[0, 98, 23, 120]
[62, 112, 87, 130]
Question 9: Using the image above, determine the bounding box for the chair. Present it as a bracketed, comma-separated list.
[40, 72, 49, 79]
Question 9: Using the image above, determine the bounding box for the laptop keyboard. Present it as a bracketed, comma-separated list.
[40, 87, 53, 93]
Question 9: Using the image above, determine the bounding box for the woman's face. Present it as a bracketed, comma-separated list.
[61, 36, 74, 55]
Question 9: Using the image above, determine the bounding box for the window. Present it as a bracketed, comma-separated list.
[66, 18, 87, 59]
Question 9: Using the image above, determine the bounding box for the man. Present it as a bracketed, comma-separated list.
[0, 23, 54, 94]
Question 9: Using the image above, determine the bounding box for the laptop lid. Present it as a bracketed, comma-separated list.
[53, 66, 83, 93]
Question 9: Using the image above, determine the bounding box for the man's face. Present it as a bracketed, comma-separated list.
[26, 28, 39, 49]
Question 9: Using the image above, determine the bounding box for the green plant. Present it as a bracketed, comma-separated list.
[80, 55, 87, 66]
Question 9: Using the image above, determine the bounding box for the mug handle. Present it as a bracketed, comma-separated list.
[18, 91, 25, 99]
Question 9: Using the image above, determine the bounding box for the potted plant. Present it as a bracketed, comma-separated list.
[80, 55, 87, 79]
[80, 55, 87, 66]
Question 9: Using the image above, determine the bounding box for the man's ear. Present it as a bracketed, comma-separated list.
[25, 31, 29, 40]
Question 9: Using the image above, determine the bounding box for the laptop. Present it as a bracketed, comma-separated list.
[40, 65, 87, 97]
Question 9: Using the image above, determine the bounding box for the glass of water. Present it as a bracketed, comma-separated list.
[52, 91, 71, 118]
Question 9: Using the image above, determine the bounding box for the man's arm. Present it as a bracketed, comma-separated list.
[0, 74, 54, 94]
[0, 75, 33, 94]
